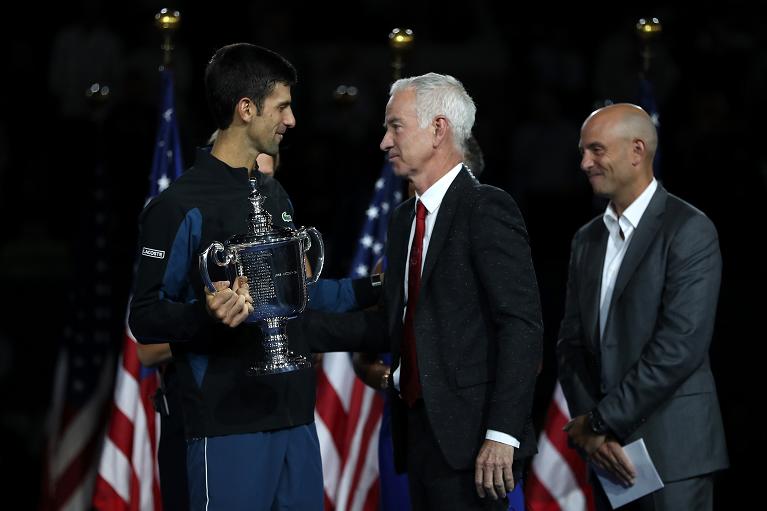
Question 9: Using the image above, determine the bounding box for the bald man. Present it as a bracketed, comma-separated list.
[557, 103, 728, 510]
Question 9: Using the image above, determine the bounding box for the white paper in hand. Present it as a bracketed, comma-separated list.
[594, 438, 664, 508]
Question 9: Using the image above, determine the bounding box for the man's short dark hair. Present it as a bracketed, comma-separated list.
[204, 43, 297, 129]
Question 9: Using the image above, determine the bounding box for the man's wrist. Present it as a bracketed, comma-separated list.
[587, 409, 609, 436]
[485, 430, 520, 448]
[380, 365, 391, 390]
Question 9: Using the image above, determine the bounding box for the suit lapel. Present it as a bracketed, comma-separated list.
[609, 186, 666, 311]
[387, 197, 415, 361]
[581, 223, 608, 347]
[419, 168, 471, 290]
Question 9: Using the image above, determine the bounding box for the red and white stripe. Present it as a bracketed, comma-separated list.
[316, 352, 384, 511]
[92, 325, 162, 511]
[40, 349, 114, 511]
[526, 382, 595, 511]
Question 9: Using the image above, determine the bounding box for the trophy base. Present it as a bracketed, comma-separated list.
[248, 352, 312, 376]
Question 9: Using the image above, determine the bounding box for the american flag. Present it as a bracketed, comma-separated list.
[315, 161, 403, 511]
[525, 382, 595, 511]
[39, 162, 118, 511]
[92, 68, 183, 511]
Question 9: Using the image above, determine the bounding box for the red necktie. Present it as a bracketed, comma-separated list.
[402, 200, 427, 407]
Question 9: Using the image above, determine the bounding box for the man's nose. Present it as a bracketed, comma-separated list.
[380, 132, 392, 152]
[284, 108, 296, 128]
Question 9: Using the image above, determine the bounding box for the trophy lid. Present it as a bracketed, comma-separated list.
[248, 175, 271, 234]
[227, 175, 296, 246]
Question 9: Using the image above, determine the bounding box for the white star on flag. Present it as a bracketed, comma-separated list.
[381, 202, 390, 213]
[157, 174, 170, 192]
[360, 235, 373, 248]
[355, 264, 369, 276]
[163, 108, 173, 122]
[375, 178, 384, 190]
[373, 242, 383, 255]
[366, 206, 379, 219]
[651, 112, 660, 127]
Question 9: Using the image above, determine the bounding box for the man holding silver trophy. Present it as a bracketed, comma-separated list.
[129, 43, 366, 510]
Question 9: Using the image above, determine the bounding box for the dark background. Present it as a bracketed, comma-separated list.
[0, 1, 763, 508]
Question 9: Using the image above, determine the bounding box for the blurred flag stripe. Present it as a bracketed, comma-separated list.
[547, 385, 593, 494]
[52, 432, 102, 505]
[357, 427, 383, 511]
[93, 474, 128, 510]
[318, 370, 382, 511]
[316, 362, 352, 455]
[316, 412, 342, 495]
[97, 438, 132, 501]
[526, 382, 595, 511]
[535, 432, 585, 509]
[42, 338, 114, 510]
[335, 383, 380, 510]
[347, 397, 383, 511]
[52, 388, 107, 481]
[325, 350, 357, 410]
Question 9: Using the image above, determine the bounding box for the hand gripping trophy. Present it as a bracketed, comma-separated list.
[199, 174, 323, 375]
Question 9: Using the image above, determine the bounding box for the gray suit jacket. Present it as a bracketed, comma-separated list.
[557, 185, 728, 482]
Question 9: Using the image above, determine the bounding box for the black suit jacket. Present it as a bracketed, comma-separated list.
[557, 185, 729, 482]
[307, 168, 543, 472]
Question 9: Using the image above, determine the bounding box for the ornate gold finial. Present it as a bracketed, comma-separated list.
[333, 85, 359, 105]
[636, 17, 662, 74]
[155, 8, 181, 31]
[155, 8, 181, 68]
[389, 28, 415, 81]
[85, 82, 111, 104]
[636, 17, 662, 40]
[389, 28, 415, 51]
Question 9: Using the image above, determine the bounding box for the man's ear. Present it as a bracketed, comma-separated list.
[236, 97, 254, 122]
[631, 138, 647, 166]
[433, 116, 449, 147]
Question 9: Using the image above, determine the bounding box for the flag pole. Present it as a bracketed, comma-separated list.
[386, 26, 413, 201]
[149, 8, 185, 199]
[388, 28, 414, 82]
[155, 8, 181, 70]
[636, 17, 663, 179]
[636, 17, 662, 77]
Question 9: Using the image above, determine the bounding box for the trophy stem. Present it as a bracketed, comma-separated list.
[248, 317, 312, 375]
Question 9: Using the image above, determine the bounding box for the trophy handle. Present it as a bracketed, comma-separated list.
[198, 241, 231, 293]
[299, 227, 324, 284]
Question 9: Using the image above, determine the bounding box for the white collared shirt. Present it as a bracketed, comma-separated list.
[599, 178, 658, 337]
[403, 162, 464, 297]
[393, 163, 520, 448]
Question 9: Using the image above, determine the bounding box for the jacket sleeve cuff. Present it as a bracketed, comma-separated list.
[485, 429, 520, 448]
[351, 274, 383, 309]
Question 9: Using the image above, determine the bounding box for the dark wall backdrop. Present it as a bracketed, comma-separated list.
[0, 1, 763, 508]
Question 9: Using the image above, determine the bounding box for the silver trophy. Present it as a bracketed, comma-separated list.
[199, 175, 324, 375]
